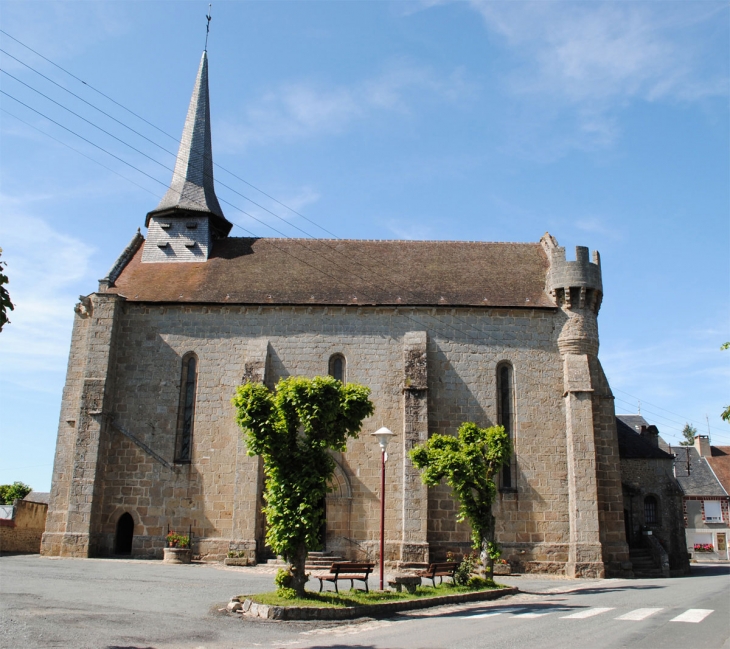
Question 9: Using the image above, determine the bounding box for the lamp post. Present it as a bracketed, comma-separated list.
[371, 426, 395, 591]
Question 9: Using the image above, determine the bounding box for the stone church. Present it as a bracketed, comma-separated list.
[41, 49, 634, 578]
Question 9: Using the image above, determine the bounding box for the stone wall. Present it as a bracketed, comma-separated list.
[621, 458, 689, 572]
[43, 298, 628, 575]
[1, 500, 48, 553]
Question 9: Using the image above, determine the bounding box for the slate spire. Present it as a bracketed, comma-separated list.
[146, 51, 232, 237]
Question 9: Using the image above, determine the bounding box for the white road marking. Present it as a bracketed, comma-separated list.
[561, 607, 615, 619]
[670, 609, 714, 623]
[513, 611, 552, 618]
[615, 608, 663, 621]
[465, 608, 524, 618]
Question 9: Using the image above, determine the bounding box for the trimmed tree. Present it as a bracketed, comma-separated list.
[232, 375, 374, 597]
[410, 423, 512, 577]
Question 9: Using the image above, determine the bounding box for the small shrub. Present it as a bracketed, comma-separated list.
[277, 587, 298, 600]
[467, 576, 494, 589]
[453, 552, 479, 586]
[275, 568, 294, 591]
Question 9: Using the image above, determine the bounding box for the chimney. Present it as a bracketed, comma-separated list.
[640, 425, 659, 448]
[694, 435, 711, 457]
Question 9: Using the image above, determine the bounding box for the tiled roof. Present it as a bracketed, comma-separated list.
[110, 237, 555, 307]
[616, 418, 674, 460]
[146, 51, 231, 236]
[707, 446, 730, 496]
[670, 445, 728, 497]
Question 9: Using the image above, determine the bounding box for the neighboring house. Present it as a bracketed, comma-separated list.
[0, 492, 49, 553]
[42, 48, 635, 578]
[616, 415, 689, 576]
[670, 436, 730, 561]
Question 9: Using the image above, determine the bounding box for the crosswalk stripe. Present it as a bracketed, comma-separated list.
[462, 608, 524, 618]
[513, 611, 552, 618]
[615, 608, 663, 621]
[561, 607, 615, 619]
[670, 609, 714, 623]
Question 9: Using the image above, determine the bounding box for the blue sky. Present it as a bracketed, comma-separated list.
[0, 1, 728, 491]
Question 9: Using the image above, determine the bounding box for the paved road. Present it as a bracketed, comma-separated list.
[0, 555, 727, 649]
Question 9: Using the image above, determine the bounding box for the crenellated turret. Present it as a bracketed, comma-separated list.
[541, 233, 602, 357]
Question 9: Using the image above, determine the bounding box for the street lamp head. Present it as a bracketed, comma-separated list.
[372, 427, 395, 453]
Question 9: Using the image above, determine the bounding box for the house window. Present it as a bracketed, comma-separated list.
[497, 362, 516, 490]
[644, 495, 658, 525]
[329, 354, 346, 383]
[704, 500, 723, 523]
[175, 353, 197, 463]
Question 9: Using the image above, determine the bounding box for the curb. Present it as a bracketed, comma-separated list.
[240, 586, 518, 620]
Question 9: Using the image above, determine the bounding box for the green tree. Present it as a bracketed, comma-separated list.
[0, 481, 32, 504]
[679, 423, 698, 446]
[410, 422, 512, 577]
[232, 375, 374, 596]
[722, 343, 730, 423]
[0, 248, 15, 332]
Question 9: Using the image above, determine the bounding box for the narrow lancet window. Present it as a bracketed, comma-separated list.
[497, 362, 516, 490]
[644, 495, 658, 525]
[329, 354, 346, 383]
[176, 353, 198, 463]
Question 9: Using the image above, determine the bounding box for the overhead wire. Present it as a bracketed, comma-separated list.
[0, 88, 484, 344]
[0, 45, 494, 341]
[2, 31, 722, 437]
[0, 53, 504, 344]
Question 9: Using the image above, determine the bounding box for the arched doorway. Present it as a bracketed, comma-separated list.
[115, 513, 134, 555]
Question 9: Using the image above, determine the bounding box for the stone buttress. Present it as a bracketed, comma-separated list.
[542, 234, 631, 578]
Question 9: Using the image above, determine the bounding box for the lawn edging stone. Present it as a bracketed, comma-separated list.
[240, 586, 518, 620]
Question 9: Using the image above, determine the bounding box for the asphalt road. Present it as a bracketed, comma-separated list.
[0, 555, 727, 649]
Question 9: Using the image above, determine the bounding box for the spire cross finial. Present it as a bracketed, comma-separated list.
[204, 4, 212, 51]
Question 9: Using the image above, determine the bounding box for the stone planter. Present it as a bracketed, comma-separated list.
[163, 547, 192, 564]
[493, 563, 511, 575]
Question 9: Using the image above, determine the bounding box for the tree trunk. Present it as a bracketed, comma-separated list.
[289, 542, 309, 597]
[479, 513, 496, 578]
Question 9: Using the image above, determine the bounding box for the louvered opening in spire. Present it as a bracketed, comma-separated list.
[146, 51, 232, 237]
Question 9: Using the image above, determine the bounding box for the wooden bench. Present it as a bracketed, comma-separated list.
[314, 562, 375, 593]
[415, 562, 459, 587]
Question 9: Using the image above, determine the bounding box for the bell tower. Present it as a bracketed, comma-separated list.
[142, 50, 231, 263]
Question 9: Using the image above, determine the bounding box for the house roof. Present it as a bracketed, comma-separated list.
[617, 414, 671, 453]
[109, 237, 556, 307]
[616, 417, 674, 460]
[707, 446, 730, 496]
[23, 491, 50, 504]
[670, 445, 728, 497]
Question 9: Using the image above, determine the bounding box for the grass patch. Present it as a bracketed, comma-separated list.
[239, 581, 505, 609]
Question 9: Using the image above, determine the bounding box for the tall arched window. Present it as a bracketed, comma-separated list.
[175, 353, 197, 463]
[644, 495, 658, 525]
[329, 354, 346, 383]
[497, 362, 516, 490]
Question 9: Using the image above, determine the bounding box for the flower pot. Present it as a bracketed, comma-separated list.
[493, 563, 511, 575]
[163, 547, 192, 564]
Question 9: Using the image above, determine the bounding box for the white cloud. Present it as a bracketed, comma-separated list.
[217, 61, 472, 151]
[0, 207, 95, 391]
[467, 1, 728, 153]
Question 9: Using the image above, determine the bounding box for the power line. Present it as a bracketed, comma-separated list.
[0, 89, 485, 345]
[1, 107, 160, 198]
[0, 64, 506, 344]
[4, 30, 723, 437]
[0, 33, 552, 346]
[0, 28, 339, 239]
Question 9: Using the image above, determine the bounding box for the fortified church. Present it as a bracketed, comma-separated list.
[42, 49, 635, 578]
